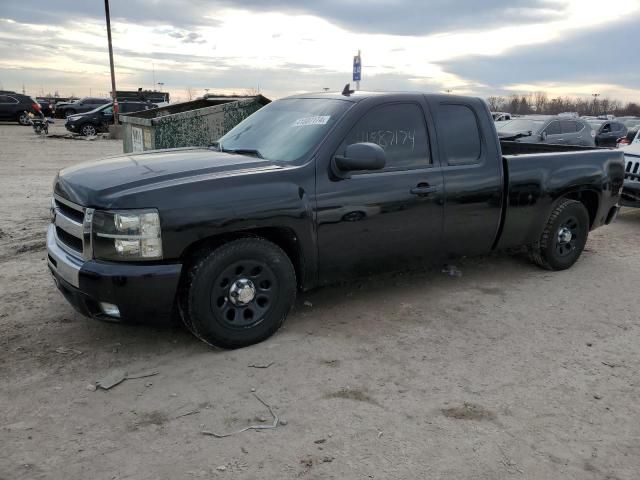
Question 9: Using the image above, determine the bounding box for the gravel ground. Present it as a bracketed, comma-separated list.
[1, 122, 639, 480]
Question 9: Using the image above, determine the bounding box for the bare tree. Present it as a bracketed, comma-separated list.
[485, 91, 640, 117]
[486, 96, 505, 111]
[533, 91, 548, 113]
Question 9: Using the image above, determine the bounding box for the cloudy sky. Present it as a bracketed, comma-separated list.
[1, 0, 639, 102]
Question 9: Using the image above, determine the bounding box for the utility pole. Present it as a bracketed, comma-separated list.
[592, 93, 600, 116]
[104, 0, 118, 122]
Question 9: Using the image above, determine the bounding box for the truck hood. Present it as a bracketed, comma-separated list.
[54, 147, 284, 207]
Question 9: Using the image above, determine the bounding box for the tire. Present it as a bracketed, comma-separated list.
[17, 111, 30, 126]
[180, 238, 296, 349]
[529, 199, 589, 271]
[80, 124, 97, 136]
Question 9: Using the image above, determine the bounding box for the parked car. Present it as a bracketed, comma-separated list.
[620, 143, 640, 206]
[65, 101, 156, 136]
[56, 97, 111, 118]
[36, 98, 57, 117]
[492, 112, 512, 122]
[47, 91, 623, 348]
[0, 91, 42, 125]
[617, 128, 639, 148]
[619, 117, 640, 129]
[497, 116, 596, 146]
[588, 119, 628, 147]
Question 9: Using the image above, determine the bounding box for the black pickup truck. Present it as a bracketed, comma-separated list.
[48, 91, 624, 348]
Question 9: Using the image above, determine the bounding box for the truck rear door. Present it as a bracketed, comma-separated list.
[316, 98, 444, 282]
[429, 99, 504, 256]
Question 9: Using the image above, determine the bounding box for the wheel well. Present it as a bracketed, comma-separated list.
[564, 190, 599, 227]
[180, 227, 305, 289]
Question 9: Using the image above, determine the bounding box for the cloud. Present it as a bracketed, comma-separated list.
[2, 0, 565, 35]
[1, 0, 639, 101]
[438, 13, 640, 93]
[1, 0, 221, 28]
[214, 0, 568, 36]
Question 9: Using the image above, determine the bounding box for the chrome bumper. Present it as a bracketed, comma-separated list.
[47, 224, 83, 288]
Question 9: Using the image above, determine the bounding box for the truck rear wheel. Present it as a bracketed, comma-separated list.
[529, 199, 589, 271]
[180, 238, 296, 349]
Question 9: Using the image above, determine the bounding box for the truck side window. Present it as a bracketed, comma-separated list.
[341, 103, 430, 170]
[436, 104, 481, 166]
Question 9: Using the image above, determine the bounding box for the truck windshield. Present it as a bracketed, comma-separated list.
[216, 98, 352, 163]
[497, 119, 546, 134]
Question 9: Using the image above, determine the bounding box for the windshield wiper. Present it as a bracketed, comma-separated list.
[221, 148, 264, 159]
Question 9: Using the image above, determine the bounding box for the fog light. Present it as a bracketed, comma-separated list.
[99, 302, 121, 318]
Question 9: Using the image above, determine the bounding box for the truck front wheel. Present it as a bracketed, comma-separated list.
[529, 199, 589, 271]
[180, 238, 296, 349]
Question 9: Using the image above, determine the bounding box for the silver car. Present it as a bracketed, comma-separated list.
[497, 116, 596, 146]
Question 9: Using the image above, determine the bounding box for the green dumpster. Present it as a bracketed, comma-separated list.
[120, 95, 270, 153]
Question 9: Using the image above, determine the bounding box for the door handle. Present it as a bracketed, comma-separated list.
[410, 184, 438, 196]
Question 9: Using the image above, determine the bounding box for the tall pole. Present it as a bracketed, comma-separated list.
[592, 93, 600, 116]
[104, 0, 118, 122]
[356, 49, 361, 91]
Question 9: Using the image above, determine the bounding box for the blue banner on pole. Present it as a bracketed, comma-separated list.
[353, 55, 361, 82]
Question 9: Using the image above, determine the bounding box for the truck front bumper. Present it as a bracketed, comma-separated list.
[47, 224, 182, 322]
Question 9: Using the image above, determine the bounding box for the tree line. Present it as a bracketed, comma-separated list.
[486, 92, 640, 116]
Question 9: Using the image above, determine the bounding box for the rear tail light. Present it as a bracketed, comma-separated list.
[33, 103, 41, 112]
[617, 137, 629, 146]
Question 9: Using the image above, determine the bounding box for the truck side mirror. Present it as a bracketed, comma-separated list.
[331, 142, 386, 179]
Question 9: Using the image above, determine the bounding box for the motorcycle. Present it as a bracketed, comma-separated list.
[29, 112, 54, 135]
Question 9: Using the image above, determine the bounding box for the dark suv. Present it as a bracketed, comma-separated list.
[65, 101, 156, 136]
[0, 91, 42, 125]
[56, 97, 111, 118]
[588, 119, 628, 147]
[497, 116, 596, 146]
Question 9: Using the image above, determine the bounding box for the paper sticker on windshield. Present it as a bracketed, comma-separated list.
[292, 115, 330, 127]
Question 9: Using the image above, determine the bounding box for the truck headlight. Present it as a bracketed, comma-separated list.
[92, 209, 163, 261]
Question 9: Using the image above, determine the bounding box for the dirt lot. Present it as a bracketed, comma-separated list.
[1, 122, 639, 480]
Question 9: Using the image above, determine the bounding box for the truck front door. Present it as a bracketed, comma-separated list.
[316, 100, 444, 283]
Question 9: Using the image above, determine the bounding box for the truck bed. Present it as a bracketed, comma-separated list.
[496, 145, 625, 250]
[500, 140, 599, 156]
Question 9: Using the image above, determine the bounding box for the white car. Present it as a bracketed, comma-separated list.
[620, 142, 640, 206]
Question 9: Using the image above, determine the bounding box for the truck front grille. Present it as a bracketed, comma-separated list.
[625, 155, 640, 182]
[55, 226, 83, 253]
[53, 195, 87, 258]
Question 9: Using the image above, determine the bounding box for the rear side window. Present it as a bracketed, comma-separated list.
[0, 95, 17, 103]
[560, 120, 578, 134]
[341, 103, 431, 169]
[545, 121, 561, 135]
[436, 104, 481, 166]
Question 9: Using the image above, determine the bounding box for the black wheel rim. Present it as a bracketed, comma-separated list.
[210, 260, 278, 329]
[555, 216, 579, 257]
